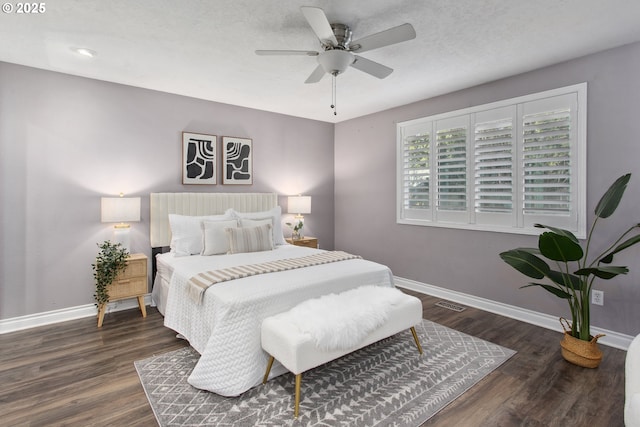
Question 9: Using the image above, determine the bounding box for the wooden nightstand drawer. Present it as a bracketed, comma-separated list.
[108, 276, 147, 300]
[117, 257, 146, 279]
[286, 237, 318, 248]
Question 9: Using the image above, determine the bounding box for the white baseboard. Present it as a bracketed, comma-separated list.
[2, 282, 633, 351]
[0, 294, 153, 334]
[395, 276, 633, 351]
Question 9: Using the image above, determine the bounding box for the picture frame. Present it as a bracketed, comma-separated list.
[222, 136, 253, 185]
[182, 132, 217, 185]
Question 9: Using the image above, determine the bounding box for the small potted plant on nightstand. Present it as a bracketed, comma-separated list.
[92, 241, 129, 309]
[286, 220, 304, 240]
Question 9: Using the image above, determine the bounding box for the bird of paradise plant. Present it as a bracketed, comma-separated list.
[500, 173, 640, 341]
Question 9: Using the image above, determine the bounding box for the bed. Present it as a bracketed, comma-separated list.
[150, 192, 395, 396]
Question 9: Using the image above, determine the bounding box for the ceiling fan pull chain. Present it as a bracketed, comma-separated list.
[331, 72, 337, 115]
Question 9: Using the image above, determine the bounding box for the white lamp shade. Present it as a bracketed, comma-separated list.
[288, 196, 311, 215]
[101, 197, 141, 223]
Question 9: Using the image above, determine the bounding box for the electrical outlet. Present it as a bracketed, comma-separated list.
[592, 290, 604, 306]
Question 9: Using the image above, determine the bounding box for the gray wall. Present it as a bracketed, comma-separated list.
[335, 42, 640, 336]
[3, 43, 640, 336]
[0, 62, 335, 319]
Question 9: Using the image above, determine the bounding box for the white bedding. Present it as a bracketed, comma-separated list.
[156, 245, 394, 396]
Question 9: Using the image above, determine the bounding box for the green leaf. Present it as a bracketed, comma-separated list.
[521, 283, 572, 299]
[500, 249, 550, 279]
[574, 266, 629, 280]
[594, 173, 631, 219]
[547, 270, 584, 291]
[534, 224, 579, 244]
[513, 247, 541, 254]
[600, 233, 640, 264]
[92, 241, 129, 306]
[539, 232, 584, 262]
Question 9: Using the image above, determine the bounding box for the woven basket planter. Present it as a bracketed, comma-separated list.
[559, 318, 605, 368]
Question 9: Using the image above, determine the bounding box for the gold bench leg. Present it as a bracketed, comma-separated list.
[263, 356, 274, 384]
[294, 373, 302, 419]
[410, 326, 423, 354]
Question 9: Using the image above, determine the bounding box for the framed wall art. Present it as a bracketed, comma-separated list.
[222, 136, 253, 185]
[182, 132, 217, 185]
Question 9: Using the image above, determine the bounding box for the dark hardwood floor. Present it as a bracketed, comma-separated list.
[0, 290, 627, 426]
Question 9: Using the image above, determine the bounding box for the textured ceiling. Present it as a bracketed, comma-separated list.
[1, 0, 640, 123]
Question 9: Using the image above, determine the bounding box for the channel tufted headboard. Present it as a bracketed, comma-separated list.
[149, 192, 278, 248]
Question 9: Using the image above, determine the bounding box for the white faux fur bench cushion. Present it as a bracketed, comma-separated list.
[278, 285, 407, 351]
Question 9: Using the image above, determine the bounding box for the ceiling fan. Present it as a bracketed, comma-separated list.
[256, 7, 416, 82]
[256, 6, 416, 114]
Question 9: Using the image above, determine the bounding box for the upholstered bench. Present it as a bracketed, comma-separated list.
[261, 285, 423, 418]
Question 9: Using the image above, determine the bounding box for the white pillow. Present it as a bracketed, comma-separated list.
[231, 206, 286, 245]
[169, 210, 233, 256]
[201, 219, 239, 256]
[226, 223, 274, 254]
[239, 218, 272, 229]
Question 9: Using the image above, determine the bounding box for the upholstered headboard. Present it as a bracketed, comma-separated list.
[149, 192, 278, 248]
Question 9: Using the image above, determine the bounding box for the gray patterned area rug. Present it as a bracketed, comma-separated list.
[135, 319, 515, 426]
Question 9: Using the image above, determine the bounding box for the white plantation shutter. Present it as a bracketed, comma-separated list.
[523, 109, 571, 213]
[398, 122, 433, 221]
[474, 107, 515, 216]
[403, 135, 430, 209]
[521, 93, 580, 230]
[436, 120, 468, 213]
[397, 84, 586, 237]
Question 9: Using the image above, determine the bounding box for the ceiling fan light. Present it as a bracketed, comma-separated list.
[317, 50, 354, 75]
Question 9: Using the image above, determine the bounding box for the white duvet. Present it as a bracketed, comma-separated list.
[159, 245, 394, 396]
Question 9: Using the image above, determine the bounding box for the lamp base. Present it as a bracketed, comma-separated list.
[112, 226, 131, 253]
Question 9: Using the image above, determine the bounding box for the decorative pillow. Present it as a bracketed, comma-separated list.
[169, 210, 233, 256]
[201, 219, 239, 256]
[225, 223, 274, 254]
[231, 206, 286, 245]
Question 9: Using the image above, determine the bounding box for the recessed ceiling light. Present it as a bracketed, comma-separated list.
[72, 47, 97, 58]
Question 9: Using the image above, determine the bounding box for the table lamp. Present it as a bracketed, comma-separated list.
[101, 194, 141, 252]
[287, 195, 311, 239]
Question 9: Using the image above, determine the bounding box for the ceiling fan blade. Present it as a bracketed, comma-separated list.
[350, 55, 393, 79]
[305, 64, 326, 84]
[255, 50, 318, 56]
[301, 6, 338, 46]
[350, 23, 416, 53]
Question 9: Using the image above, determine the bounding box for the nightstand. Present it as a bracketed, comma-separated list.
[97, 253, 148, 327]
[286, 236, 318, 248]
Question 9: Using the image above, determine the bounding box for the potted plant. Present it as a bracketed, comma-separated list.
[92, 241, 130, 307]
[500, 173, 640, 367]
[286, 220, 304, 240]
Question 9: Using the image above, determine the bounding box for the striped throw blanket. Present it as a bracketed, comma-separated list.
[187, 251, 362, 304]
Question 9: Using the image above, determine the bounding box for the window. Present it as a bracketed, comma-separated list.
[397, 83, 586, 237]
